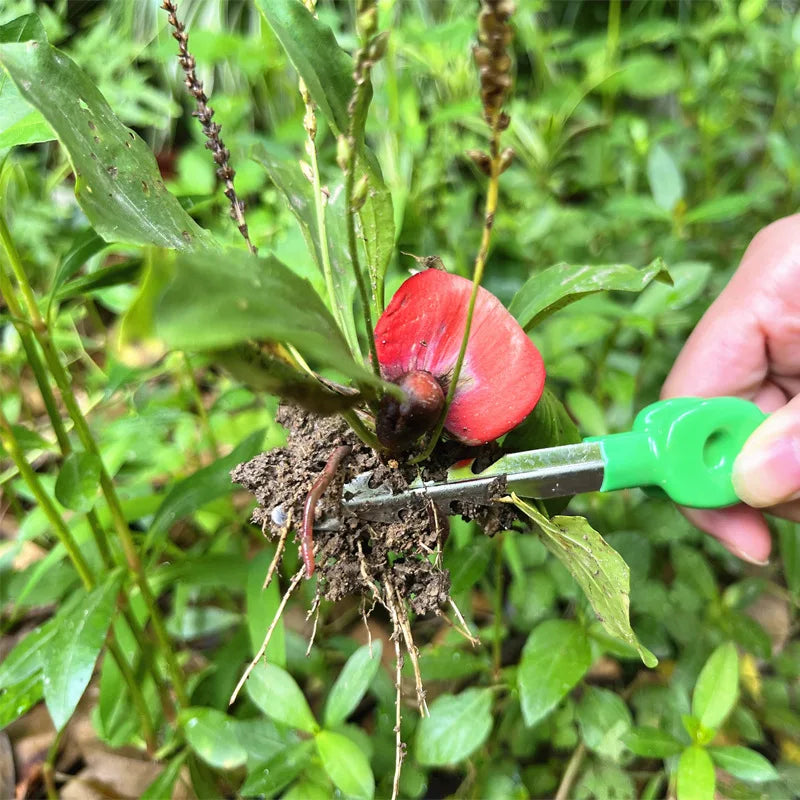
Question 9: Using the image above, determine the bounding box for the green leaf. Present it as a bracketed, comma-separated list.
[710, 746, 778, 783]
[447, 536, 493, 594]
[180, 707, 248, 770]
[576, 687, 633, 761]
[145, 428, 264, 549]
[324, 642, 383, 728]
[41, 576, 120, 730]
[512, 497, 657, 667]
[509, 258, 671, 331]
[677, 745, 715, 800]
[412, 689, 492, 767]
[150, 249, 387, 390]
[140, 753, 188, 800]
[316, 730, 375, 800]
[0, 39, 213, 249]
[619, 53, 682, 98]
[623, 726, 684, 758]
[692, 642, 739, 730]
[504, 385, 580, 452]
[242, 741, 315, 797]
[256, 0, 353, 135]
[684, 194, 752, 225]
[56, 259, 143, 303]
[0, 672, 44, 728]
[54, 451, 101, 512]
[246, 663, 317, 733]
[357, 167, 395, 315]
[778, 519, 800, 599]
[517, 619, 591, 727]
[0, 15, 53, 149]
[50, 228, 107, 298]
[252, 145, 358, 351]
[217, 343, 363, 414]
[0, 619, 57, 687]
[246, 549, 286, 667]
[647, 143, 684, 212]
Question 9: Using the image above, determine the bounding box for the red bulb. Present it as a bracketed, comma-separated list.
[376, 370, 445, 450]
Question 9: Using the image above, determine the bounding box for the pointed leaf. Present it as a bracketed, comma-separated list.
[692, 642, 738, 730]
[677, 746, 715, 800]
[0, 15, 53, 149]
[41, 576, 120, 730]
[324, 642, 383, 728]
[509, 259, 671, 331]
[709, 746, 779, 783]
[246, 549, 286, 667]
[242, 741, 314, 797]
[577, 686, 633, 760]
[647, 143, 684, 212]
[54, 451, 102, 512]
[316, 730, 375, 799]
[512, 497, 657, 667]
[0, 672, 44, 728]
[252, 144, 358, 349]
[517, 619, 591, 727]
[415, 688, 493, 766]
[246, 663, 317, 733]
[0, 39, 213, 249]
[151, 249, 387, 390]
[141, 753, 188, 800]
[255, 0, 353, 135]
[623, 726, 684, 758]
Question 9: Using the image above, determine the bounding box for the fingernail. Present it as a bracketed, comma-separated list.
[728, 545, 770, 567]
[733, 434, 800, 508]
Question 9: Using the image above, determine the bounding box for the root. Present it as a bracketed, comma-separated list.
[447, 597, 480, 646]
[306, 590, 322, 657]
[229, 567, 305, 705]
[391, 631, 405, 800]
[263, 508, 292, 589]
[301, 445, 352, 577]
[385, 573, 429, 717]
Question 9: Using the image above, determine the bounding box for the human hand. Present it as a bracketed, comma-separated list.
[662, 214, 800, 565]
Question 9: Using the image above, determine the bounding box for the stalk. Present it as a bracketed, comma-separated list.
[414, 0, 515, 462]
[0, 247, 173, 717]
[0, 213, 189, 708]
[0, 406, 157, 752]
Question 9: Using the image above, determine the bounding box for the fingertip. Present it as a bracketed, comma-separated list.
[681, 505, 772, 565]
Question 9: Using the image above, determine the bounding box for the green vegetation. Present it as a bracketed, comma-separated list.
[1, 1, 799, 798]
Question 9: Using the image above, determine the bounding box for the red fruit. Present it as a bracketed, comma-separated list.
[375, 269, 546, 446]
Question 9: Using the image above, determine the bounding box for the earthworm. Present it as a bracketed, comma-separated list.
[301, 445, 352, 577]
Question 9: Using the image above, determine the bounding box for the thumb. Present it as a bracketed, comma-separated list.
[732, 394, 800, 508]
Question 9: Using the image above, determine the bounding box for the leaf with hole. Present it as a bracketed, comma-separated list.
[512, 497, 657, 667]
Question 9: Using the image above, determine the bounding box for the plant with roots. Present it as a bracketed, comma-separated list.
[0, 1, 680, 797]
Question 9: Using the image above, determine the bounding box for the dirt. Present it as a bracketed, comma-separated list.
[231, 404, 519, 614]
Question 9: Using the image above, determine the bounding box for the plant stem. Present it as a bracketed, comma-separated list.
[0, 407, 158, 752]
[412, 129, 502, 463]
[0, 239, 173, 719]
[492, 532, 504, 679]
[182, 352, 219, 457]
[0, 213, 188, 708]
[342, 409, 383, 450]
[555, 742, 587, 800]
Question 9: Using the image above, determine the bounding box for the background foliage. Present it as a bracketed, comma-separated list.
[1, 0, 800, 798]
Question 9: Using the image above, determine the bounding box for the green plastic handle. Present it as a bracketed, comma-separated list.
[587, 397, 767, 508]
